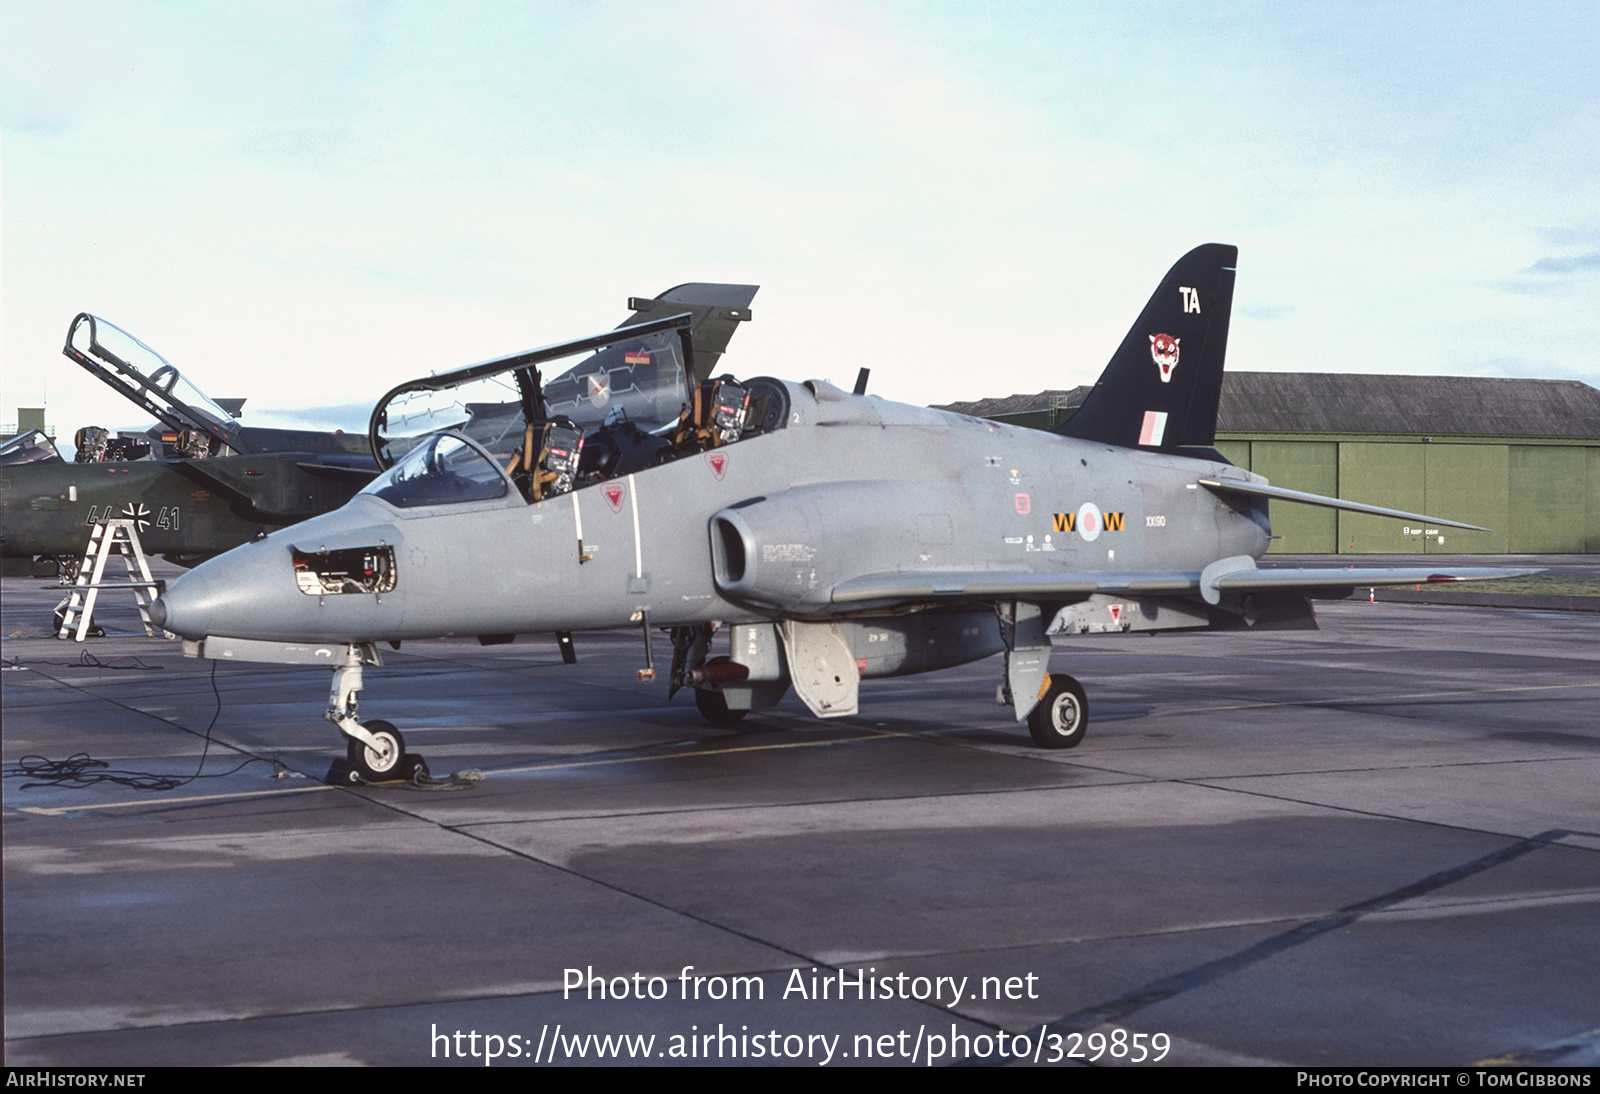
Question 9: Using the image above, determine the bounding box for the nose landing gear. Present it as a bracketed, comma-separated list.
[326, 647, 429, 783]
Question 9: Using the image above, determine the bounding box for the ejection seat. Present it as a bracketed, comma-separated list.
[506, 418, 584, 503]
[669, 377, 751, 457]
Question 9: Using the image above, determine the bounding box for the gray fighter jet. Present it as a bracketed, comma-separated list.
[150, 246, 1532, 782]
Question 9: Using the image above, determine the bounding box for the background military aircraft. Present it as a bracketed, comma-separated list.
[0, 313, 380, 575]
[149, 245, 1532, 782]
[0, 287, 756, 578]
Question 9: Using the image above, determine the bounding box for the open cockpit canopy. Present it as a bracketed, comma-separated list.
[366, 313, 789, 506]
[0, 429, 62, 467]
[63, 313, 243, 456]
[369, 314, 697, 468]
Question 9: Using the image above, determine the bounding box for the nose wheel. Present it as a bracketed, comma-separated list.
[348, 719, 405, 780]
[335, 720, 430, 783]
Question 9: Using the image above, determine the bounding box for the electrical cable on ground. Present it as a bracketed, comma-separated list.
[4, 651, 163, 671]
[5, 660, 286, 791]
[393, 769, 484, 792]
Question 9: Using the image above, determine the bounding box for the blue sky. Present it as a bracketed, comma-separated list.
[3, 1, 1597, 433]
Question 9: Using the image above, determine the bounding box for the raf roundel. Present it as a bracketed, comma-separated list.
[1076, 501, 1103, 542]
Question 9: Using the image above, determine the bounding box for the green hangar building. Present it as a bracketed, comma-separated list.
[937, 374, 1600, 555]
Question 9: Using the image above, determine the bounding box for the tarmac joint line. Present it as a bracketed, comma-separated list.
[1033, 828, 1580, 1042]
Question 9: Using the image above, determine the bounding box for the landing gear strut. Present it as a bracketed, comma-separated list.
[326, 646, 427, 782]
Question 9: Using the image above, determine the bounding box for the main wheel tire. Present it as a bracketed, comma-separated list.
[348, 720, 407, 780]
[1028, 675, 1088, 749]
[694, 661, 749, 725]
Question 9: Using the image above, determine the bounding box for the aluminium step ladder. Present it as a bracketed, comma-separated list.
[55, 519, 170, 641]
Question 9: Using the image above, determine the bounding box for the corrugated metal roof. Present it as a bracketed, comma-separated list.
[935, 374, 1600, 439]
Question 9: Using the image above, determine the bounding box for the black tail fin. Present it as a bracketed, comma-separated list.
[1054, 244, 1236, 450]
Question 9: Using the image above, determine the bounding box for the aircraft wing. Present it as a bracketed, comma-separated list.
[296, 460, 381, 483]
[167, 456, 375, 522]
[830, 570, 1192, 603]
[828, 563, 1538, 607]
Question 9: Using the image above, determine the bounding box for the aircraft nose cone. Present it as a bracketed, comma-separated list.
[156, 515, 407, 643]
[154, 568, 218, 639]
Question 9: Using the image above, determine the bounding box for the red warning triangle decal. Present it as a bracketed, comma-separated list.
[603, 484, 624, 511]
[1108, 603, 1123, 624]
[706, 452, 727, 479]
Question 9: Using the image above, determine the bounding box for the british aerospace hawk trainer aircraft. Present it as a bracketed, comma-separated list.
[149, 245, 1531, 782]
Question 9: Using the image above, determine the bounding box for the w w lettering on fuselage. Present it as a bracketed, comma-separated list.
[1051, 510, 1124, 535]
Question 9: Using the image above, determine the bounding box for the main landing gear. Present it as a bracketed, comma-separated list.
[668, 625, 751, 726]
[693, 657, 750, 725]
[994, 601, 1089, 749]
[327, 647, 429, 783]
[1027, 674, 1089, 749]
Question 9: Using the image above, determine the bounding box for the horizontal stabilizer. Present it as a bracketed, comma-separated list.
[1215, 565, 1540, 591]
[1198, 477, 1491, 532]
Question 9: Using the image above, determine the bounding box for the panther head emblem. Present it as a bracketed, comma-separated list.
[1149, 333, 1180, 382]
